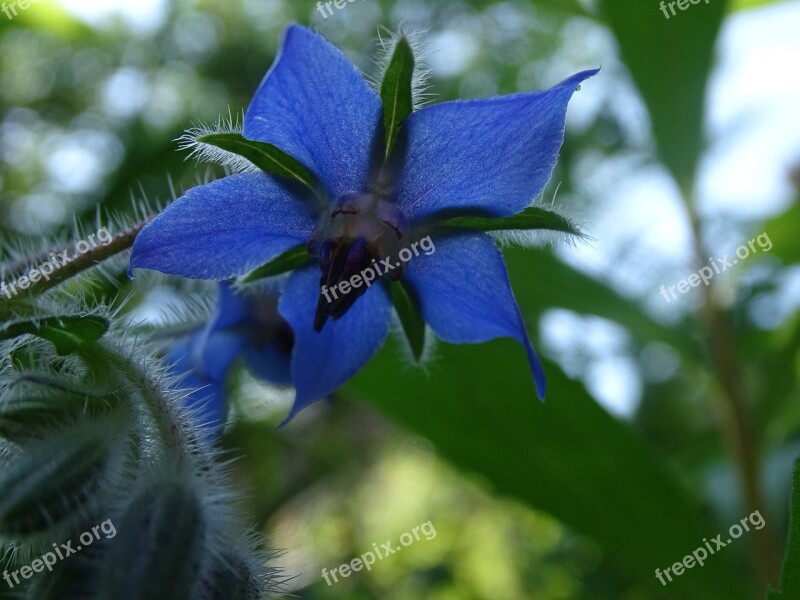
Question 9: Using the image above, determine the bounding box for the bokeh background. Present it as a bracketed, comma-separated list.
[1, 0, 799, 598]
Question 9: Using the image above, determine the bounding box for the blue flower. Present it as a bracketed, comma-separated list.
[131, 24, 597, 424]
[168, 282, 292, 433]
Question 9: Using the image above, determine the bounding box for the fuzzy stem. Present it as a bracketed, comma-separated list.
[78, 341, 204, 466]
[1, 219, 149, 305]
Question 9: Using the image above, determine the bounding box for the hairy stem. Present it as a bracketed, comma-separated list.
[1, 219, 149, 305]
[79, 341, 203, 466]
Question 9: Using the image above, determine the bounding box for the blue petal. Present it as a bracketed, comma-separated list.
[243, 24, 382, 199]
[394, 69, 599, 224]
[403, 232, 546, 398]
[130, 172, 316, 280]
[206, 282, 251, 332]
[199, 330, 248, 383]
[277, 265, 392, 425]
[167, 335, 227, 434]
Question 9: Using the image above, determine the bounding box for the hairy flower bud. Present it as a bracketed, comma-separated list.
[0, 424, 119, 536]
[0, 378, 117, 443]
[95, 480, 206, 600]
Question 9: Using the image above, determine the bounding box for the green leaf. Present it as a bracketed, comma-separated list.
[0, 315, 110, 355]
[346, 341, 749, 600]
[196, 132, 315, 189]
[768, 458, 800, 599]
[389, 281, 426, 361]
[380, 37, 415, 160]
[505, 246, 704, 363]
[240, 244, 311, 284]
[440, 206, 584, 237]
[600, 0, 727, 193]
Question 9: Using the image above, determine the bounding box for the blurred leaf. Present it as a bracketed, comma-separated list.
[241, 244, 310, 283]
[0, 315, 109, 355]
[380, 37, 415, 160]
[504, 246, 703, 362]
[347, 340, 749, 600]
[762, 198, 800, 265]
[767, 458, 800, 599]
[730, 0, 783, 11]
[755, 312, 800, 435]
[196, 133, 315, 188]
[599, 0, 727, 192]
[441, 206, 584, 237]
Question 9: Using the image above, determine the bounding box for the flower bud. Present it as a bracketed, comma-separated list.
[95, 481, 206, 600]
[0, 379, 115, 443]
[0, 425, 116, 536]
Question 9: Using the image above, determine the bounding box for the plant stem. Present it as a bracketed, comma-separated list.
[689, 218, 781, 590]
[0, 219, 149, 308]
[79, 342, 200, 465]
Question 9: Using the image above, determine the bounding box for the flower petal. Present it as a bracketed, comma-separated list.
[244, 24, 382, 199]
[129, 172, 316, 280]
[167, 335, 228, 434]
[199, 331, 248, 383]
[394, 69, 599, 224]
[278, 265, 392, 425]
[403, 232, 546, 397]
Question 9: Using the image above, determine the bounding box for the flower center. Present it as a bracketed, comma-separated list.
[310, 192, 407, 331]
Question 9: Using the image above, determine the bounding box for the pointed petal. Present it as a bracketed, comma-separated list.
[278, 265, 392, 425]
[394, 69, 599, 224]
[207, 282, 251, 331]
[404, 232, 546, 397]
[129, 172, 316, 280]
[244, 24, 382, 199]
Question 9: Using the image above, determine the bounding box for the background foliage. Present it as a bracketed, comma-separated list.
[1, 0, 799, 598]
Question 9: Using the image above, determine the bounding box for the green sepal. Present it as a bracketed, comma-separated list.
[240, 244, 310, 284]
[390, 281, 426, 361]
[380, 37, 415, 160]
[0, 315, 110, 355]
[196, 132, 315, 189]
[440, 206, 585, 237]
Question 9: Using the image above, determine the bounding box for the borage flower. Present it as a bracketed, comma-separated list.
[168, 282, 293, 433]
[130, 24, 597, 424]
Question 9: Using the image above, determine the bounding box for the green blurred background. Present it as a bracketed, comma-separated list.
[1, 0, 799, 598]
